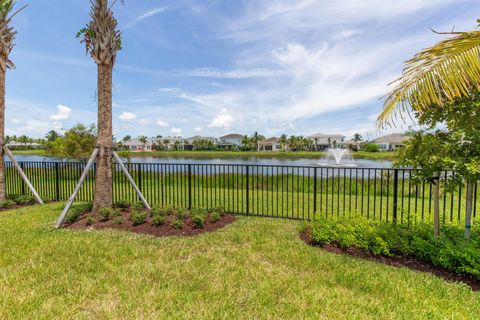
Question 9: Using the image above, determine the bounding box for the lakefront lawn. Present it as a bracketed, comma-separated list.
[0, 203, 479, 319]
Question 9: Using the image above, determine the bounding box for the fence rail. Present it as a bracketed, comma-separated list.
[5, 161, 479, 225]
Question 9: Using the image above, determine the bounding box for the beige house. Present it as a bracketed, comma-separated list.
[372, 133, 409, 151]
[258, 137, 282, 151]
[308, 133, 346, 150]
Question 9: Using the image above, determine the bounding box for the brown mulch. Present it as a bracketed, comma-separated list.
[66, 210, 236, 238]
[300, 230, 480, 291]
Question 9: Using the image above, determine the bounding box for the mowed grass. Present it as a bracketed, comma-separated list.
[1, 204, 479, 319]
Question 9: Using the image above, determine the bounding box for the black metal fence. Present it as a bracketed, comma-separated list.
[5, 161, 479, 225]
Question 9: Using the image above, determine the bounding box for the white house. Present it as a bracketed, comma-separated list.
[124, 136, 185, 151]
[184, 136, 218, 150]
[372, 133, 409, 151]
[218, 133, 244, 149]
[124, 138, 155, 151]
[258, 137, 282, 151]
[308, 133, 346, 150]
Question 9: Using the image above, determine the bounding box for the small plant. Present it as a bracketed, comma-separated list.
[151, 205, 169, 217]
[86, 216, 95, 226]
[98, 208, 115, 221]
[192, 214, 205, 229]
[14, 195, 35, 205]
[0, 199, 16, 209]
[65, 210, 80, 224]
[114, 199, 130, 209]
[131, 202, 145, 211]
[113, 216, 123, 225]
[130, 210, 147, 226]
[152, 214, 166, 226]
[210, 211, 221, 223]
[176, 208, 190, 220]
[171, 219, 184, 229]
[212, 206, 225, 216]
[191, 208, 208, 217]
[164, 206, 177, 215]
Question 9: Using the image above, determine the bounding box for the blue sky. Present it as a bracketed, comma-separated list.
[5, 0, 479, 140]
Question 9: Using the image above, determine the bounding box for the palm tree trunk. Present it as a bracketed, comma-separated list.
[433, 172, 440, 239]
[0, 62, 6, 201]
[465, 181, 474, 239]
[93, 64, 113, 212]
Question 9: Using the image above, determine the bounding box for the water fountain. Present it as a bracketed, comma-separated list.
[317, 148, 357, 167]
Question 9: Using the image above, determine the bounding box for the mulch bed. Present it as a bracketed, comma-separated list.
[66, 210, 236, 238]
[300, 230, 480, 291]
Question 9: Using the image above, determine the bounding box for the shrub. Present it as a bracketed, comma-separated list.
[14, 195, 35, 205]
[131, 202, 145, 211]
[151, 205, 169, 217]
[114, 199, 130, 209]
[65, 203, 93, 224]
[85, 216, 95, 226]
[130, 210, 147, 226]
[152, 214, 166, 226]
[192, 214, 205, 229]
[307, 217, 480, 280]
[210, 211, 221, 223]
[65, 210, 80, 224]
[212, 206, 225, 216]
[98, 208, 116, 221]
[113, 216, 123, 225]
[0, 199, 16, 209]
[171, 219, 184, 229]
[176, 208, 190, 220]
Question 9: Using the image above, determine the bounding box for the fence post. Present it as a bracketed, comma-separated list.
[137, 163, 143, 202]
[246, 165, 250, 215]
[55, 162, 60, 201]
[188, 164, 192, 210]
[20, 162, 25, 195]
[393, 169, 399, 224]
[313, 167, 318, 219]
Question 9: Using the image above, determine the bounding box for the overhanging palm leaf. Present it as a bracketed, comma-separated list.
[377, 30, 480, 127]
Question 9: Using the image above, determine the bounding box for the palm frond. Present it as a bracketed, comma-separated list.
[0, 0, 27, 70]
[378, 30, 480, 127]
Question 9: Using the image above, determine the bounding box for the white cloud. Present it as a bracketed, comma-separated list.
[170, 127, 182, 135]
[209, 108, 234, 129]
[187, 67, 285, 79]
[194, 127, 203, 133]
[119, 112, 137, 122]
[137, 119, 150, 126]
[123, 7, 168, 30]
[157, 120, 170, 128]
[49, 105, 71, 121]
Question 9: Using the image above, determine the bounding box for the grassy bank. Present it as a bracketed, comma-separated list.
[11, 149, 47, 156]
[0, 203, 478, 319]
[10, 149, 396, 161]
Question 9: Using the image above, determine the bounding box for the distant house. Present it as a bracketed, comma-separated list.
[218, 133, 244, 150]
[372, 133, 409, 151]
[258, 137, 282, 151]
[308, 133, 346, 150]
[7, 141, 42, 149]
[184, 136, 218, 151]
[125, 136, 185, 151]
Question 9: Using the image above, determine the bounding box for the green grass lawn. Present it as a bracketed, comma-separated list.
[0, 204, 479, 319]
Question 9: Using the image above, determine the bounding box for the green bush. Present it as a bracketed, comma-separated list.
[0, 199, 16, 209]
[85, 216, 95, 226]
[113, 199, 130, 209]
[171, 219, 184, 229]
[65, 210, 80, 224]
[210, 211, 221, 223]
[151, 205, 169, 217]
[131, 202, 145, 211]
[192, 214, 205, 229]
[65, 203, 92, 224]
[14, 195, 36, 205]
[308, 217, 480, 279]
[113, 216, 123, 225]
[130, 210, 147, 226]
[152, 214, 166, 226]
[213, 206, 225, 216]
[98, 208, 115, 221]
[176, 208, 190, 220]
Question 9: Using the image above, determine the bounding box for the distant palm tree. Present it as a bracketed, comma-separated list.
[139, 135, 148, 149]
[46, 130, 60, 142]
[378, 21, 480, 126]
[279, 134, 288, 152]
[241, 135, 251, 150]
[0, 1, 26, 201]
[251, 132, 264, 151]
[288, 135, 297, 151]
[78, 0, 122, 211]
[353, 133, 362, 151]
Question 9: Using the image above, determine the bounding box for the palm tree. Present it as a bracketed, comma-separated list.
[46, 130, 60, 142]
[251, 132, 264, 151]
[377, 20, 480, 239]
[78, 0, 122, 212]
[139, 135, 148, 149]
[0, 1, 26, 201]
[241, 135, 251, 150]
[353, 133, 362, 151]
[279, 134, 288, 152]
[378, 23, 480, 126]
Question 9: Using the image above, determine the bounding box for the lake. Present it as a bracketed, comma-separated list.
[9, 154, 393, 168]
